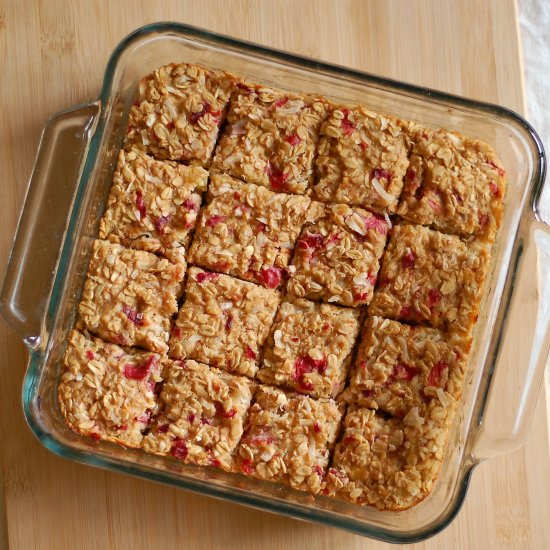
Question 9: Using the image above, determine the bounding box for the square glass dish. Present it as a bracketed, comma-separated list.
[1, 23, 549, 542]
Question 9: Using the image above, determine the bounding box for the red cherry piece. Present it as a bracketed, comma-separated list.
[123, 355, 156, 381]
[427, 288, 442, 309]
[401, 251, 416, 269]
[154, 215, 170, 233]
[272, 97, 289, 109]
[189, 102, 219, 124]
[266, 162, 288, 191]
[86, 350, 95, 360]
[259, 266, 283, 288]
[285, 134, 301, 146]
[245, 346, 257, 360]
[135, 190, 147, 219]
[122, 304, 144, 326]
[399, 305, 412, 318]
[479, 213, 490, 227]
[170, 438, 188, 459]
[215, 402, 238, 419]
[392, 363, 419, 381]
[362, 212, 389, 235]
[196, 271, 219, 284]
[293, 355, 327, 390]
[183, 197, 199, 212]
[341, 109, 355, 136]
[225, 313, 233, 332]
[427, 360, 448, 387]
[241, 458, 254, 475]
[371, 168, 392, 182]
[353, 291, 369, 303]
[206, 214, 226, 228]
[298, 232, 324, 252]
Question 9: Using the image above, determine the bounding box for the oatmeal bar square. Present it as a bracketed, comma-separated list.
[211, 84, 327, 194]
[79, 240, 185, 353]
[126, 63, 234, 164]
[397, 126, 506, 239]
[142, 359, 254, 470]
[323, 403, 453, 511]
[287, 204, 389, 307]
[369, 224, 489, 334]
[235, 386, 343, 493]
[314, 106, 409, 213]
[257, 297, 361, 398]
[345, 316, 465, 417]
[58, 330, 162, 448]
[188, 173, 313, 289]
[99, 149, 208, 258]
[169, 267, 280, 377]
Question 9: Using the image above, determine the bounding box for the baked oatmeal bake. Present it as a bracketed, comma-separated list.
[59, 61, 506, 513]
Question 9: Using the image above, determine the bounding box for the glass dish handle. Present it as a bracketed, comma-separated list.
[472, 214, 550, 460]
[0, 102, 100, 349]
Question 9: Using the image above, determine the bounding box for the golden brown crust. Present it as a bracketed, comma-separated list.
[212, 84, 328, 194]
[314, 106, 409, 213]
[58, 330, 162, 448]
[78, 240, 185, 353]
[234, 385, 343, 493]
[169, 267, 280, 377]
[127, 63, 234, 164]
[368, 224, 490, 338]
[99, 148, 208, 257]
[142, 359, 254, 470]
[188, 173, 312, 288]
[287, 203, 389, 307]
[397, 125, 506, 240]
[258, 296, 361, 398]
[343, 316, 465, 417]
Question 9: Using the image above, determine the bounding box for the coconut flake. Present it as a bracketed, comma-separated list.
[277, 100, 303, 115]
[447, 133, 462, 147]
[140, 129, 150, 146]
[345, 215, 365, 235]
[184, 334, 201, 346]
[352, 272, 370, 286]
[224, 152, 244, 165]
[274, 330, 283, 348]
[436, 387, 449, 406]
[230, 119, 247, 135]
[165, 85, 185, 97]
[403, 407, 425, 429]
[371, 177, 394, 205]
[383, 210, 393, 229]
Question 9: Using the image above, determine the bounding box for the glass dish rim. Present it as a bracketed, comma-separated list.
[20, 21, 547, 544]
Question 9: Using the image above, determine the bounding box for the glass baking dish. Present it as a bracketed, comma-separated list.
[1, 22, 549, 543]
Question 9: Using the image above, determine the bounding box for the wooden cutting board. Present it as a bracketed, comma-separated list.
[1, 0, 549, 548]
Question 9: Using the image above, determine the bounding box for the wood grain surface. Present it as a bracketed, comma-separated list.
[1, 0, 549, 548]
